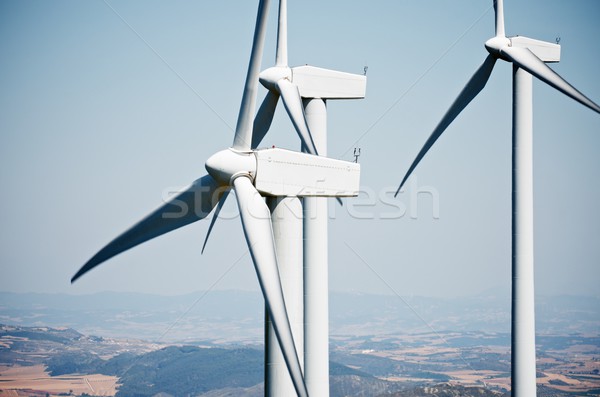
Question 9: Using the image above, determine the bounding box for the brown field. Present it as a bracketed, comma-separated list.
[0, 365, 119, 397]
[536, 370, 600, 394]
[441, 367, 600, 394]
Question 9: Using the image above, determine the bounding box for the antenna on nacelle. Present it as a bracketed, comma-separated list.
[353, 148, 361, 163]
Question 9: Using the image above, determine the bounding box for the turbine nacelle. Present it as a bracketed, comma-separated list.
[259, 66, 292, 92]
[509, 36, 561, 63]
[254, 147, 360, 197]
[205, 147, 361, 198]
[485, 35, 561, 64]
[205, 148, 256, 186]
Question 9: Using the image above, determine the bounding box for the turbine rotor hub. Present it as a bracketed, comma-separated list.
[259, 66, 292, 91]
[485, 36, 511, 58]
[205, 148, 256, 186]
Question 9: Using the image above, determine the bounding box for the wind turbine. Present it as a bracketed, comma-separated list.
[250, 0, 366, 154]
[71, 1, 362, 396]
[395, 0, 600, 396]
[70, 1, 313, 393]
[245, 1, 366, 395]
[200, 0, 322, 252]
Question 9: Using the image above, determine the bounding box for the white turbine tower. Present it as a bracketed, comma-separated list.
[395, 1, 600, 396]
[248, 1, 366, 395]
[71, 1, 363, 396]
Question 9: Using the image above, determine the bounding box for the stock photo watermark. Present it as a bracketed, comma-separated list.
[160, 177, 440, 222]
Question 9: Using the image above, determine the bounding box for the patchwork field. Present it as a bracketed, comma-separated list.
[0, 365, 119, 397]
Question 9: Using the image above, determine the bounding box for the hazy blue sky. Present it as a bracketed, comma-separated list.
[1, 0, 598, 298]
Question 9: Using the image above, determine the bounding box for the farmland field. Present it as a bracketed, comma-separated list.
[0, 365, 119, 397]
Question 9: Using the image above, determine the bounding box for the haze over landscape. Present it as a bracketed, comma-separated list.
[1, 291, 599, 396]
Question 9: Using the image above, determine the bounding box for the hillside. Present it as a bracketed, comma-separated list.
[1, 288, 598, 397]
[0, 324, 522, 397]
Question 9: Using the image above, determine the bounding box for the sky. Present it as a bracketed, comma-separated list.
[1, 0, 599, 299]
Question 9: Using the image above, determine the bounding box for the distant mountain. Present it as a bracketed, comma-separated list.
[330, 292, 600, 336]
[0, 290, 265, 343]
[1, 290, 598, 343]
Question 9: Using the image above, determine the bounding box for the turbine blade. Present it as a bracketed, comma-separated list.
[232, 0, 271, 151]
[502, 46, 600, 114]
[277, 79, 319, 155]
[395, 55, 497, 195]
[252, 91, 280, 149]
[275, 0, 288, 67]
[72, 175, 222, 283]
[201, 188, 230, 254]
[494, 0, 505, 37]
[232, 176, 308, 397]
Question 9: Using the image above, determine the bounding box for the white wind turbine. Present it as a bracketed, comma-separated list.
[199, 0, 365, 251]
[71, 1, 362, 396]
[200, 0, 320, 249]
[395, 0, 600, 396]
[245, 1, 366, 395]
